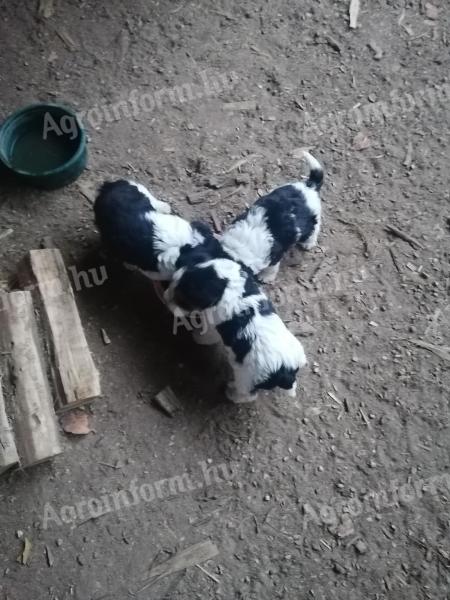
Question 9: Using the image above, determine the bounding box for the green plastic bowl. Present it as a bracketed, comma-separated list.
[0, 103, 87, 189]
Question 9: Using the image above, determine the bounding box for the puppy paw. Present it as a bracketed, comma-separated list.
[300, 238, 317, 251]
[259, 272, 278, 284]
[259, 264, 280, 284]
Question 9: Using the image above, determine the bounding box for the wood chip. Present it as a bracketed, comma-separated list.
[389, 248, 402, 273]
[327, 391, 342, 406]
[212, 9, 239, 22]
[45, 545, 54, 567]
[359, 407, 371, 427]
[425, 3, 439, 20]
[210, 211, 222, 234]
[196, 564, 220, 584]
[100, 328, 111, 345]
[349, 0, 360, 29]
[56, 29, 77, 51]
[38, 0, 54, 18]
[352, 132, 371, 150]
[61, 410, 92, 435]
[186, 191, 211, 205]
[384, 224, 424, 249]
[136, 540, 219, 592]
[368, 41, 383, 60]
[403, 141, 413, 168]
[408, 340, 450, 363]
[152, 386, 183, 417]
[17, 538, 32, 565]
[0, 228, 13, 241]
[325, 35, 342, 53]
[248, 45, 273, 60]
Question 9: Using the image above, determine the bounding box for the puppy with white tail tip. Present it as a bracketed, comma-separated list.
[94, 179, 225, 280]
[220, 151, 323, 283]
[164, 258, 307, 403]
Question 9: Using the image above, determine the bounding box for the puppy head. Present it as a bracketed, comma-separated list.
[164, 263, 229, 315]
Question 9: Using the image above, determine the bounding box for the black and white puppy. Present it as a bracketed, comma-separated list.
[164, 258, 307, 402]
[220, 151, 323, 283]
[94, 180, 224, 280]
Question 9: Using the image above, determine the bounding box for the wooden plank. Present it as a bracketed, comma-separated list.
[0, 292, 62, 467]
[19, 249, 101, 412]
[0, 376, 20, 475]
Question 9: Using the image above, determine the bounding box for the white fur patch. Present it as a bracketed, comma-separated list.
[220, 206, 273, 275]
[129, 181, 172, 214]
[142, 212, 205, 277]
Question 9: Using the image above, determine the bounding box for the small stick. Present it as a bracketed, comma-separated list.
[45, 545, 54, 567]
[385, 224, 424, 249]
[359, 407, 371, 427]
[210, 211, 222, 234]
[325, 35, 342, 53]
[223, 154, 258, 174]
[327, 391, 342, 406]
[101, 328, 111, 345]
[196, 564, 220, 584]
[403, 141, 413, 168]
[389, 247, 402, 273]
[98, 461, 120, 469]
[0, 228, 13, 241]
[408, 339, 450, 363]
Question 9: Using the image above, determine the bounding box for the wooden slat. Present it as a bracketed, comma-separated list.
[0, 292, 62, 467]
[0, 377, 19, 475]
[19, 249, 101, 412]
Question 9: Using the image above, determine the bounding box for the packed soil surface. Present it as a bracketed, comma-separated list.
[1, 1, 449, 599]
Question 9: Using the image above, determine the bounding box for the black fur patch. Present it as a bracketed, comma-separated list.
[94, 180, 160, 271]
[174, 265, 229, 312]
[176, 222, 230, 270]
[254, 365, 298, 392]
[258, 298, 275, 316]
[217, 306, 255, 363]
[242, 269, 260, 297]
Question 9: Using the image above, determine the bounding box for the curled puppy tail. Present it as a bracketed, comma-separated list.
[303, 151, 324, 191]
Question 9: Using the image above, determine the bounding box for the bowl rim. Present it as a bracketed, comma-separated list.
[0, 102, 86, 178]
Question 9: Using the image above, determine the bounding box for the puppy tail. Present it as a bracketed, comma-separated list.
[303, 151, 324, 191]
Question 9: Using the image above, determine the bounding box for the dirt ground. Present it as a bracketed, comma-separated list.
[1, 0, 450, 598]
